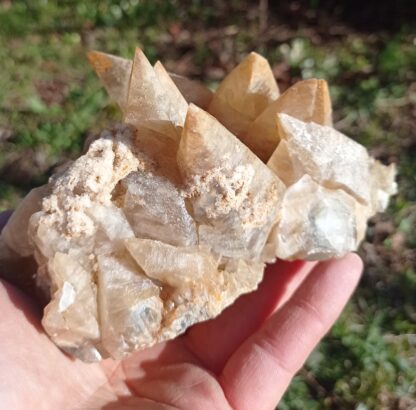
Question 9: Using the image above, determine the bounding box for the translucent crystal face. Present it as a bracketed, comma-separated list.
[0, 49, 397, 362]
[122, 171, 197, 246]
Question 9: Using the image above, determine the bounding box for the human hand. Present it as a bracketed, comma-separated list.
[0, 211, 362, 410]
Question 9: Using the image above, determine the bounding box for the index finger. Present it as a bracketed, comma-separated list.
[219, 253, 363, 410]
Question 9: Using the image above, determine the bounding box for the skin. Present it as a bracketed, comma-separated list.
[0, 212, 363, 410]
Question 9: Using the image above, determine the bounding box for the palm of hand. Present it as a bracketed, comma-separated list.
[0, 255, 362, 410]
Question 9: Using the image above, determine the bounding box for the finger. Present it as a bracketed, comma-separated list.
[219, 253, 363, 410]
[184, 260, 317, 373]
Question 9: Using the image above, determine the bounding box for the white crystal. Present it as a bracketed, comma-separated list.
[369, 159, 398, 212]
[272, 175, 360, 260]
[270, 113, 372, 204]
[97, 252, 162, 359]
[58, 281, 76, 312]
[122, 171, 197, 246]
[42, 251, 100, 359]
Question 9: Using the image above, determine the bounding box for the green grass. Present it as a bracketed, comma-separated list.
[0, 1, 415, 408]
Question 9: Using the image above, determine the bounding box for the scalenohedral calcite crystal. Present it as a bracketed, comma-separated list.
[0, 49, 397, 362]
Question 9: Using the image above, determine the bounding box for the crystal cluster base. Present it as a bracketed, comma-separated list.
[0, 49, 396, 361]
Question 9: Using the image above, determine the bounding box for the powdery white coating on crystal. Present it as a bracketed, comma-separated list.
[178, 105, 285, 260]
[0, 49, 397, 362]
[184, 164, 256, 220]
[37, 127, 140, 241]
[25, 126, 144, 359]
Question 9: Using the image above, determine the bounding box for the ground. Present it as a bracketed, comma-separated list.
[0, 1, 415, 409]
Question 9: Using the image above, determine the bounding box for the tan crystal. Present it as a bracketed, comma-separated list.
[2, 185, 49, 257]
[168, 72, 213, 109]
[87, 51, 132, 110]
[153, 60, 189, 123]
[124, 48, 184, 138]
[208, 52, 280, 136]
[88, 50, 213, 110]
[244, 79, 332, 161]
[125, 238, 218, 287]
[178, 104, 285, 259]
[0, 50, 397, 362]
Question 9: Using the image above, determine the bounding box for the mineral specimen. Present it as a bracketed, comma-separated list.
[0, 49, 397, 362]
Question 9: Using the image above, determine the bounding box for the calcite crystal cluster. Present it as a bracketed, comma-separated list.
[0, 49, 396, 362]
